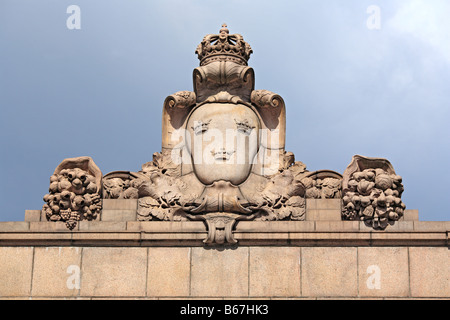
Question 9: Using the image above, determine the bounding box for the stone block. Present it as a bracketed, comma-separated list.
[358, 247, 409, 297]
[413, 221, 450, 232]
[359, 221, 414, 232]
[0, 247, 34, 297]
[0, 222, 30, 232]
[409, 247, 450, 298]
[30, 221, 75, 232]
[101, 209, 136, 222]
[401, 209, 419, 221]
[80, 247, 147, 297]
[127, 221, 206, 233]
[305, 209, 341, 221]
[31, 247, 82, 297]
[78, 221, 127, 232]
[249, 247, 300, 297]
[314, 221, 359, 231]
[102, 199, 138, 210]
[301, 247, 357, 297]
[306, 199, 341, 210]
[24, 210, 42, 222]
[71, 232, 140, 246]
[147, 247, 191, 297]
[191, 247, 248, 297]
[236, 221, 315, 232]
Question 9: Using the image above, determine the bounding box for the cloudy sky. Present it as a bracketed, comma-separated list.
[0, 0, 449, 221]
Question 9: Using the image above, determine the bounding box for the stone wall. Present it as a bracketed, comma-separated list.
[0, 200, 448, 300]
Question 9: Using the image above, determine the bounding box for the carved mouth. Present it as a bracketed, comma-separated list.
[211, 150, 235, 161]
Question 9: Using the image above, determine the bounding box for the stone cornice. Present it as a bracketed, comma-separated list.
[0, 221, 448, 247]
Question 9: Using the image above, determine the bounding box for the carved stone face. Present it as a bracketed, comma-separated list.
[186, 103, 260, 186]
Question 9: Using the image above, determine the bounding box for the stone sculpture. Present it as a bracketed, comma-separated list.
[43, 25, 406, 242]
[42, 156, 102, 229]
[341, 155, 406, 230]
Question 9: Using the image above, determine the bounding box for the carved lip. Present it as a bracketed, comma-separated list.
[211, 150, 235, 161]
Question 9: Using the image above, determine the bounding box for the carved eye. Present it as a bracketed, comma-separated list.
[235, 119, 255, 135]
[195, 126, 208, 135]
[192, 120, 211, 136]
[80, 175, 86, 181]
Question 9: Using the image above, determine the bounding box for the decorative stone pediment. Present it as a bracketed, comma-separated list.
[41, 25, 408, 243]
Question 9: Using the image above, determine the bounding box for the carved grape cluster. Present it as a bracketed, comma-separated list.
[42, 168, 101, 229]
[342, 168, 405, 229]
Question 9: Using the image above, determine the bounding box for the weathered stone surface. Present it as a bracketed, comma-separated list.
[401, 209, 419, 221]
[101, 209, 136, 222]
[306, 199, 341, 210]
[30, 221, 77, 232]
[102, 199, 138, 210]
[235, 221, 315, 232]
[31, 247, 82, 297]
[0, 247, 34, 297]
[342, 155, 406, 230]
[0, 222, 30, 232]
[24, 210, 41, 222]
[147, 247, 191, 297]
[359, 221, 414, 232]
[42, 156, 102, 230]
[249, 247, 300, 297]
[413, 221, 450, 231]
[80, 247, 147, 297]
[409, 247, 449, 297]
[190, 247, 248, 297]
[301, 247, 357, 297]
[126, 221, 205, 233]
[358, 247, 409, 297]
[305, 209, 341, 221]
[314, 221, 359, 231]
[78, 221, 126, 231]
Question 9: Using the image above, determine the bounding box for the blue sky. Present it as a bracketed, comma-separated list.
[0, 0, 449, 221]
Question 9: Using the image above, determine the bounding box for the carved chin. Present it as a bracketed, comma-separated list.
[194, 163, 252, 186]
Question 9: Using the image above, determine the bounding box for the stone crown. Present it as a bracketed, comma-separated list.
[195, 24, 253, 66]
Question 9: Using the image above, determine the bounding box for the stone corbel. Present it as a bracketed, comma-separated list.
[203, 213, 238, 246]
[187, 212, 255, 247]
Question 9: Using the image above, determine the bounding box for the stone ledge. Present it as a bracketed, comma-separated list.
[0, 230, 446, 247]
[2, 296, 449, 300]
[2, 220, 449, 233]
[127, 221, 206, 233]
